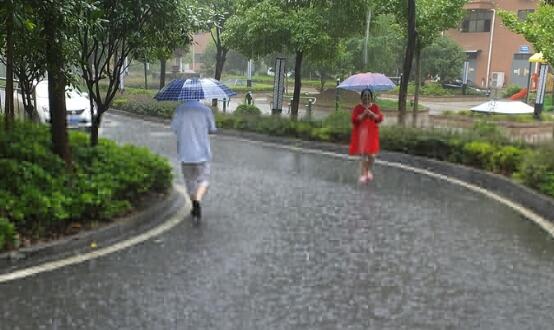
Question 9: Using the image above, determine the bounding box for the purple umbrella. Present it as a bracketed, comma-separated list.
[337, 72, 396, 92]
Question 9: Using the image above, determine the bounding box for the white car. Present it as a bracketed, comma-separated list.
[32, 81, 93, 129]
[1, 80, 93, 129]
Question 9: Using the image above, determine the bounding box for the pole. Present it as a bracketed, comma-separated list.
[363, 9, 372, 69]
[247, 59, 253, 88]
[462, 61, 469, 95]
[534, 63, 548, 119]
[525, 62, 533, 103]
[335, 78, 340, 112]
[485, 9, 496, 89]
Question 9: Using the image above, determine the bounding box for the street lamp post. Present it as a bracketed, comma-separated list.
[335, 78, 340, 112]
[247, 59, 253, 88]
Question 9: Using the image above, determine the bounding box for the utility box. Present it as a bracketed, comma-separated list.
[490, 72, 505, 88]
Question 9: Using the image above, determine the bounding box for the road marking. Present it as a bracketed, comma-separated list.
[215, 135, 554, 238]
[0, 185, 189, 284]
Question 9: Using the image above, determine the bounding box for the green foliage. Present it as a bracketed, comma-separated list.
[77, 0, 190, 126]
[0, 218, 16, 251]
[234, 104, 262, 116]
[462, 141, 495, 170]
[420, 82, 454, 96]
[500, 4, 554, 65]
[469, 121, 510, 144]
[112, 96, 177, 119]
[421, 37, 466, 82]
[517, 145, 554, 196]
[380, 127, 459, 161]
[503, 84, 523, 98]
[321, 111, 352, 141]
[0, 120, 172, 248]
[491, 146, 525, 175]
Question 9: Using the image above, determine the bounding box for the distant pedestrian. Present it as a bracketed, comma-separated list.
[348, 88, 384, 183]
[171, 100, 217, 223]
[245, 91, 254, 105]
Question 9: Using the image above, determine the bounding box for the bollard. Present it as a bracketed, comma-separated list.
[305, 98, 313, 120]
[223, 98, 227, 113]
[289, 97, 294, 113]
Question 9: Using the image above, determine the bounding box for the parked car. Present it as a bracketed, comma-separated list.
[29, 81, 93, 129]
[441, 79, 491, 96]
[267, 67, 294, 77]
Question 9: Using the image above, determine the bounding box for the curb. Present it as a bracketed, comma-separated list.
[0, 186, 186, 275]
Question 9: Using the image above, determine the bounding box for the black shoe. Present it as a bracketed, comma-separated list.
[191, 200, 201, 223]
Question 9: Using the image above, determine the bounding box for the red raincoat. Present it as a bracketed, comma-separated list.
[348, 103, 384, 155]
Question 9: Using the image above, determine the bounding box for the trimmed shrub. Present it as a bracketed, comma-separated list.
[469, 121, 508, 143]
[491, 146, 525, 175]
[502, 84, 523, 98]
[234, 104, 262, 116]
[0, 218, 16, 251]
[113, 97, 177, 119]
[0, 121, 172, 247]
[517, 145, 554, 196]
[462, 141, 495, 170]
[421, 82, 453, 96]
[323, 111, 351, 141]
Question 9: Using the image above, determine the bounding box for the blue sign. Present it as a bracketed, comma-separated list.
[519, 45, 530, 54]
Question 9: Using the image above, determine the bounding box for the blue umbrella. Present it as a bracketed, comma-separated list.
[337, 72, 396, 93]
[154, 78, 237, 101]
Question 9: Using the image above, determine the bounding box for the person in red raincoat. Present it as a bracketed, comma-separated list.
[349, 89, 384, 183]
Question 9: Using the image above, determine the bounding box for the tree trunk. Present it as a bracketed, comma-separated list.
[291, 51, 303, 121]
[398, 0, 417, 127]
[143, 61, 148, 89]
[21, 81, 35, 120]
[45, 10, 71, 166]
[214, 47, 228, 81]
[4, 8, 15, 130]
[159, 58, 166, 89]
[412, 40, 422, 128]
[212, 47, 228, 107]
[90, 107, 104, 147]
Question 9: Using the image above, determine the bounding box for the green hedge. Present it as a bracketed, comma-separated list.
[517, 145, 554, 197]
[234, 104, 262, 116]
[502, 84, 524, 98]
[0, 120, 172, 251]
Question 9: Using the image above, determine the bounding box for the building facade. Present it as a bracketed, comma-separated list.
[445, 0, 539, 88]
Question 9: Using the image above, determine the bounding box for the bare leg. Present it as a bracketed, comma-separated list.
[367, 155, 375, 180]
[360, 159, 369, 177]
[195, 184, 208, 202]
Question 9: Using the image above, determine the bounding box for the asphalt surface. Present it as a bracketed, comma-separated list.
[1, 113, 553, 329]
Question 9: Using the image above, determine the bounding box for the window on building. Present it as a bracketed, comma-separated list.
[466, 51, 479, 60]
[460, 10, 492, 33]
[513, 54, 531, 61]
[517, 9, 535, 21]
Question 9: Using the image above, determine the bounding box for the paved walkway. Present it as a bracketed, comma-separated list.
[1, 113, 553, 329]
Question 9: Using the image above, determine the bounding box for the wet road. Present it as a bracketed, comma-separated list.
[1, 113, 553, 329]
